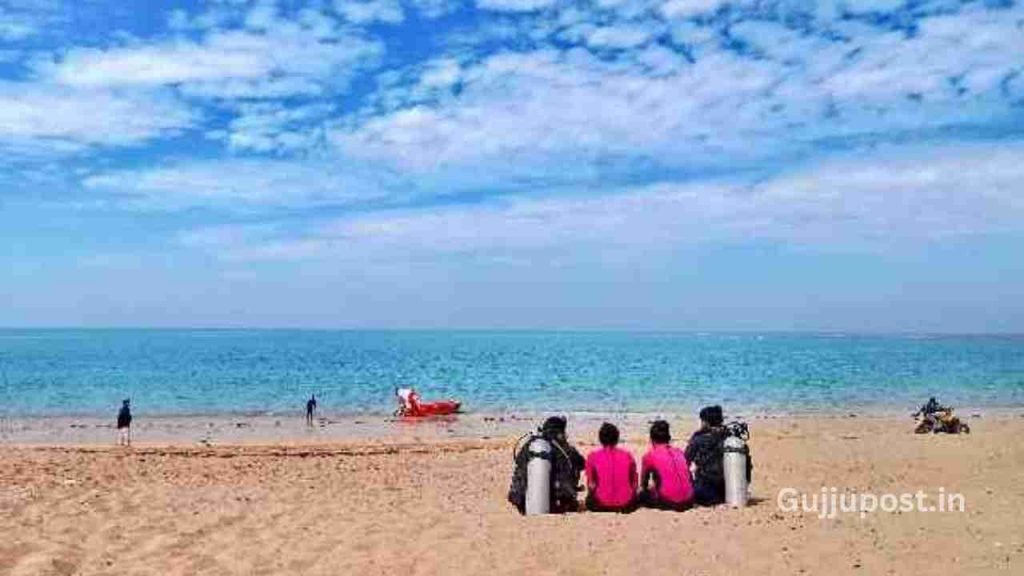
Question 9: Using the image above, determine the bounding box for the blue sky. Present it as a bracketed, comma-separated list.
[2, 0, 1023, 331]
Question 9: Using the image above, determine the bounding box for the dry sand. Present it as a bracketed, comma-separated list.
[2, 414, 1022, 575]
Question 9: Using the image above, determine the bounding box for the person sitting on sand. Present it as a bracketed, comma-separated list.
[638, 420, 693, 510]
[116, 399, 132, 446]
[306, 394, 317, 426]
[508, 416, 585, 514]
[685, 405, 752, 506]
[585, 422, 637, 512]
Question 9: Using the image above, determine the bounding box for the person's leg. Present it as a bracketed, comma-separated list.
[553, 496, 581, 513]
[637, 490, 657, 508]
[126, 426, 131, 447]
[639, 489, 696, 511]
[693, 479, 725, 506]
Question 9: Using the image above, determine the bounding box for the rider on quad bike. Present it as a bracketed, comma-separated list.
[913, 397, 970, 434]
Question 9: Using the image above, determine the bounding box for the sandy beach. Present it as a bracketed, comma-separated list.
[2, 413, 1022, 576]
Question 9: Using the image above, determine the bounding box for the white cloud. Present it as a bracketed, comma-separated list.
[476, 0, 555, 13]
[406, 0, 462, 18]
[333, 0, 404, 24]
[331, 47, 782, 172]
[0, 1, 67, 41]
[0, 83, 194, 147]
[46, 24, 383, 98]
[50, 40, 273, 87]
[338, 147, 1024, 250]
[0, 9, 35, 40]
[332, 3, 1024, 179]
[181, 76, 324, 100]
[586, 24, 657, 49]
[750, 144, 1024, 241]
[660, 0, 728, 20]
[726, 20, 831, 64]
[184, 142, 1024, 262]
[177, 224, 333, 262]
[244, 0, 281, 30]
[419, 58, 462, 89]
[221, 102, 331, 152]
[840, 0, 906, 15]
[81, 159, 402, 211]
[821, 7, 1024, 101]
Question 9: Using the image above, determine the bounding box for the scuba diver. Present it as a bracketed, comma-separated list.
[508, 416, 585, 514]
[685, 405, 753, 506]
[638, 420, 694, 510]
[116, 399, 132, 446]
[584, 422, 637, 512]
[306, 394, 318, 426]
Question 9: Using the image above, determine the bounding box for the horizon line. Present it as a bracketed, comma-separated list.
[1, 326, 1022, 337]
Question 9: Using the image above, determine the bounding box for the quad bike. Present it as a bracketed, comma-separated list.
[914, 408, 970, 434]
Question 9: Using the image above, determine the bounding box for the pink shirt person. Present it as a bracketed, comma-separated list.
[585, 446, 638, 509]
[640, 420, 694, 508]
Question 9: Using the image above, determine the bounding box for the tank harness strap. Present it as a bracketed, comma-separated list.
[512, 432, 534, 461]
[550, 440, 573, 470]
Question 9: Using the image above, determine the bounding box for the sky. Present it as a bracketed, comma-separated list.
[1, 0, 1023, 331]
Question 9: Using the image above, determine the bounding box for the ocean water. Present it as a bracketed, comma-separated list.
[1, 330, 1022, 417]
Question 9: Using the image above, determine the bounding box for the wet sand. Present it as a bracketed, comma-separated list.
[2, 414, 1023, 575]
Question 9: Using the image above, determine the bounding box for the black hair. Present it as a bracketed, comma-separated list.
[598, 422, 619, 447]
[649, 420, 671, 444]
[699, 405, 723, 427]
[541, 416, 567, 434]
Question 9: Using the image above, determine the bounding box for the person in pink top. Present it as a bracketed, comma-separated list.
[639, 420, 694, 510]
[585, 423, 637, 512]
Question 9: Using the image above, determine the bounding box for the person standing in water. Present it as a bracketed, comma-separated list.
[305, 394, 318, 426]
[116, 399, 132, 446]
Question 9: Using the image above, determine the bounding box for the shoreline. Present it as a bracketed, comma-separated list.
[7, 399, 1020, 420]
[2, 407, 1018, 448]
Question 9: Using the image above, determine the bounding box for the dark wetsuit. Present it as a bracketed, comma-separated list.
[117, 405, 132, 429]
[685, 426, 752, 506]
[508, 434, 585, 514]
[306, 397, 317, 424]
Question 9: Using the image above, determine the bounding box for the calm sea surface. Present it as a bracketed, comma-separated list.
[1, 330, 1022, 417]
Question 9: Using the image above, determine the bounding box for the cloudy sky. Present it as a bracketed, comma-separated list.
[2, 0, 1023, 331]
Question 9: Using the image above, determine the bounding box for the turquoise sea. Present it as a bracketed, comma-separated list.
[1, 330, 1022, 417]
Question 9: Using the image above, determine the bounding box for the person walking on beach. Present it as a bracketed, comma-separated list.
[305, 394, 318, 426]
[638, 420, 693, 510]
[585, 422, 637, 512]
[116, 399, 132, 446]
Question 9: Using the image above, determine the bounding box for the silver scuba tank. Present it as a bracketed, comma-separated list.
[525, 437, 552, 515]
[723, 435, 749, 508]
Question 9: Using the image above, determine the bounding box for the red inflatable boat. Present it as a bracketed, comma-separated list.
[395, 388, 462, 417]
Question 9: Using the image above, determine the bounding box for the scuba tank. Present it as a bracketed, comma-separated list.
[723, 422, 750, 508]
[524, 437, 552, 515]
